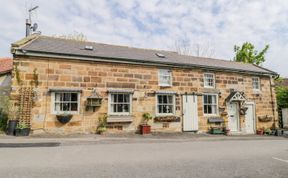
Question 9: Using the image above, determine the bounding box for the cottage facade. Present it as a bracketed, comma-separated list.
[10, 35, 278, 134]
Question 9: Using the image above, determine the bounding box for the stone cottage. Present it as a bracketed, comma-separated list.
[10, 34, 278, 134]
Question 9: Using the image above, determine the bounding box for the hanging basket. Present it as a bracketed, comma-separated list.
[56, 114, 73, 124]
[258, 115, 272, 122]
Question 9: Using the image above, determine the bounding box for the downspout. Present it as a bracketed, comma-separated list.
[269, 75, 277, 128]
[43, 58, 50, 131]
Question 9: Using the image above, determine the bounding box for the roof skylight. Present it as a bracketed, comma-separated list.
[155, 53, 165, 58]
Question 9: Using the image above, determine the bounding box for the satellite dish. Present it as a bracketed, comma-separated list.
[32, 23, 38, 31]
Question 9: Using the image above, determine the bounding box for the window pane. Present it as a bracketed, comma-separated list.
[207, 105, 212, 114]
[163, 95, 168, 104]
[118, 94, 124, 102]
[168, 96, 173, 104]
[207, 95, 212, 103]
[71, 103, 78, 111]
[123, 104, 129, 112]
[71, 93, 78, 101]
[158, 95, 163, 104]
[124, 94, 129, 103]
[62, 103, 70, 111]
[55, 103, 60, 112]
[212, 95, 216, 104]
[158, 105, 163, 113]
[204, 105, 208, 114]
[63, 93, 70, 101]
[212, 105, 216, 114]
[204, 95, 208, 104]
[112, 104, 117, 113]
[55, 93, 61, 102]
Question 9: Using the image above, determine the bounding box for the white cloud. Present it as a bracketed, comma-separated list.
[0, 0, 288, 77]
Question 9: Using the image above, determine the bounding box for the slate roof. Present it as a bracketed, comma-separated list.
[0, 58, 13, 74]
[12, 35, 277, 75]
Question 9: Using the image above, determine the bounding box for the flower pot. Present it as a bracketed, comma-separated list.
[225, 129, 231, 136]
[256, 130, 264, 135]
[140, 124, 151, 134]
[6, 120, 18, 136]
[56, 114, 73, 124]
[275, 129, 283, 136]
[15, 128, 30, 136]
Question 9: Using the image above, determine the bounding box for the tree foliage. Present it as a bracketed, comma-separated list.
[233, 42, 269, 65]
[275, 78, 288, 109]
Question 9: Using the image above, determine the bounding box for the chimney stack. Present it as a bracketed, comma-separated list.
[25, 19, 31, 37]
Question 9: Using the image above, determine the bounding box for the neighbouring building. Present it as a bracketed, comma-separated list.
[0, 57, 12, 108]
[10, 35, 278, 134]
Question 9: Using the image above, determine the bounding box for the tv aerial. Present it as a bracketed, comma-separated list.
[26, 5, 40, 37]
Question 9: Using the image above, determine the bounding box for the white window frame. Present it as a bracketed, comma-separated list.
[159, 69, 172, 87]
[203, 73, 215, 88]
[108, 93, 132, 116]
[51, 92, 80, 114]
[156, 94, 175, 116]
[203, 94, 218, 116]
[252, 77, 260, 91]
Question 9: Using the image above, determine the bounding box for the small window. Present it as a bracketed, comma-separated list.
[203, 94, 218, 115]
[109, 93, 132, 115]
[252, 77, 260, 90]
[204, 73, 215, 88]
[159, 69, 172, 86]
[52, 92, 80, 114]
[156, 94, 175, 115]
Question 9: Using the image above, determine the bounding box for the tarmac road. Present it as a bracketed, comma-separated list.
[0, 138, 287, 178]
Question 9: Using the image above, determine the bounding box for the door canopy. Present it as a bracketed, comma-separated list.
[226, 91, 246, 102]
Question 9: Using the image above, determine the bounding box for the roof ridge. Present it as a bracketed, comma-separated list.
[39, 35, 177, 53]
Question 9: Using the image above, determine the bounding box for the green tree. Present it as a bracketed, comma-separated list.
[233, 42, 269, 65]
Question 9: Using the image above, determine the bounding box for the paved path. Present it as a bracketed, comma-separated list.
[0, 136, 287, 178]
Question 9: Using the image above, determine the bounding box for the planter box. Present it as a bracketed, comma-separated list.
[15, 128, 30, 136]
[140, 124, 151, 135]
[210, 127, 224, 134]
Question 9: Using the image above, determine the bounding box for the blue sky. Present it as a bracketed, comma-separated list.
[1, 0, 288, 77]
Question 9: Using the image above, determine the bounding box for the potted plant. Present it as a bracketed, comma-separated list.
[264, 128, 272, 135]
[15, 123, 30, 136]
[256, 127, 264, 135]
[140, 113, 153, 135]
[96, 115, 107, 134]
[6, 103, 19, 136]
[223, 127, 231, 136]
[56, 112, 73, 124]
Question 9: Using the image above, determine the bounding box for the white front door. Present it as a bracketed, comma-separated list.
[245, 103, 255, 134]
[227, 102, 239, 132]
[183, 95, 198, 131]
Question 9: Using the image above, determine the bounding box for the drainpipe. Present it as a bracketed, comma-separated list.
[269, 75, 276, 128]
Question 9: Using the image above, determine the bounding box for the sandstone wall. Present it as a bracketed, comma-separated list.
[11, 56, 278, 134]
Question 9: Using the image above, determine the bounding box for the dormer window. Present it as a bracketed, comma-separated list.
[204, 73, 215, 88]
